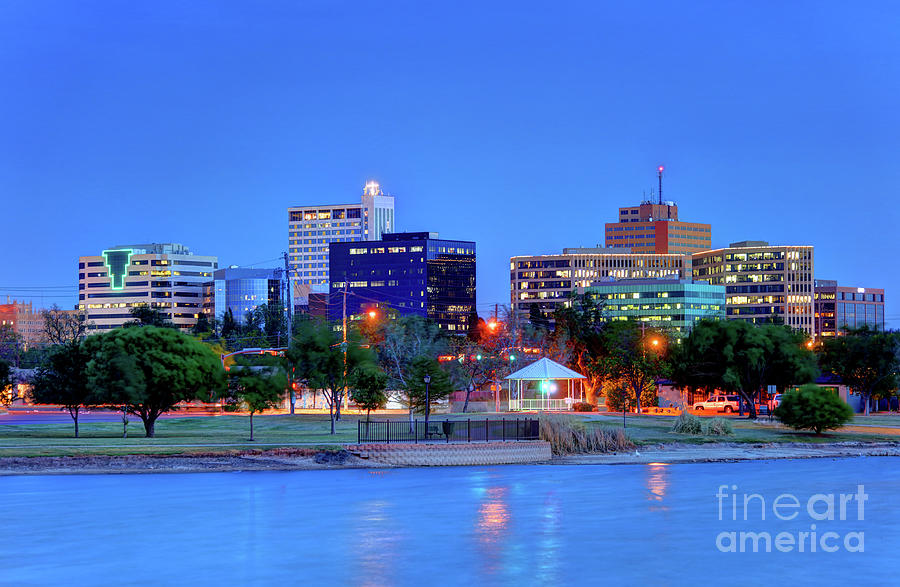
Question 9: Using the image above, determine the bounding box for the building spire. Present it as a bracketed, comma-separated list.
[657, 165, 664, 204]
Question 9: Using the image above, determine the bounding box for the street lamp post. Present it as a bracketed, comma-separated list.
[424, 373, 431, 439]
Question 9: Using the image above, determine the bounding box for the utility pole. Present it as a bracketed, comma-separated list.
[342, 283, 349, 412]
[283, 252, 295, 415]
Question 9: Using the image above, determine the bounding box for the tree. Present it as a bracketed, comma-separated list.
[41, 305, 88, 344]
[29, 342, 93, 437]
[0, 324, 22, 366]
[820, 326, 900, 415]
[0, 357, 13, 406]
[351, 364, 388, 425]
[553, 293, 607, 402]
[670, 320, 818, 419]
[286, 319, 374, 434]
[774, 384, 854, 434]
[125, 306, 176, 329]
[85, 326, 225, 437]
[405, 355, 453, 417]
[192, 312, 212, 335]
[378, 315, 448, 423]
[597, 321, 669, 414]
[224, 363, 287, 441]
[222, 308, 240, 348]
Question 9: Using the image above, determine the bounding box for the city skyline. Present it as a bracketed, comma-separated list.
[2, 2, 898, 326]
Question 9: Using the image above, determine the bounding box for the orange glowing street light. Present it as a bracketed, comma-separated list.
[367, 309, 378, 319]
[487, 320, 498, 331]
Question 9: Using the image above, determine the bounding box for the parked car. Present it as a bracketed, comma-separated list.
[767, 394, 784, 413]
[692, 395, 741, 413]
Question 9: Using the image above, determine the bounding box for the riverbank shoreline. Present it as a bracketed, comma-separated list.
[2, 441, 899, 475]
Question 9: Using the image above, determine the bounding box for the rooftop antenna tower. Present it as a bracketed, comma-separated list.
[657, 165, 664, 204]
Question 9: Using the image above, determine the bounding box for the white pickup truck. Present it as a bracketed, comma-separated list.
[692, 395, 741, 413]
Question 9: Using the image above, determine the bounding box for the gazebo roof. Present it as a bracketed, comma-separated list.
[504, 357, 586, 381]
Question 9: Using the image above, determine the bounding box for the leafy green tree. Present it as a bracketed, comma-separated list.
[224, 363, 287, 441]
[85, 326, 225, 437]
[596, 321, 668, 414]
[286, 319, 374, 434]
[406, 355, 453, 416]
[528, 303, 550, 331]
[0, 324, 22, 366]
[553, 293, 607, 402]
[222, 308, 240, 348]
[774, 384, 854, 434]
[669, 319, 817, 419]
[351, 364, 389, 425]
[192, 312, 212, 335]
[820, 325, 900, 415]
[29, 342, 93, 437]
[125, 306, 177, 329]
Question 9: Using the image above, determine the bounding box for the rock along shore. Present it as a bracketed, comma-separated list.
[1, 442, 898, 475]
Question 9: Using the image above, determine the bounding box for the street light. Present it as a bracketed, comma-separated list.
[424, 373, 432, 437]
[368, 309, 378, 319]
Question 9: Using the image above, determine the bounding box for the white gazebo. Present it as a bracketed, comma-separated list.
[504, 357, 587, 411]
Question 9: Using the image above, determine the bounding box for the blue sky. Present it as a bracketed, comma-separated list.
[2, 1, 898, 325]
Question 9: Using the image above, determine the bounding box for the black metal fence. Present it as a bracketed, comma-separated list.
[357, 418, 540, 444]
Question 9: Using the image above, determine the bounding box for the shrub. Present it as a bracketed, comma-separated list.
[572, 402, 595, 412]
[774, 384, 853, 434]
[671, 411, 703, 434]
[539, 414, 634, 455]
[702, 417, 734, 436]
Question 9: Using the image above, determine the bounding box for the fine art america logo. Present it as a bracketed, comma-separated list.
[715, 484, 867, 553]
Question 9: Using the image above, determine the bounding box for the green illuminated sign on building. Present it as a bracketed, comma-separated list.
[102, 249, 133, 290]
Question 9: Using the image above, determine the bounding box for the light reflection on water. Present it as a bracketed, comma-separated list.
[2, 458, 898, 585]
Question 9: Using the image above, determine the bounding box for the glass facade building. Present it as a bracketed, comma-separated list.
[814, 280, 885, 337]
[329, 232, 476, 333]
[207, 267, 290, 325]
[585, 279, 725, 335]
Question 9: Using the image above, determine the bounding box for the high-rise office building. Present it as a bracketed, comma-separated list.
[287, 181, 395, 286]
[604, 167, 711, 254]
[510, 247, 692, 323]
[78, 243, 217, 331]
[203, 267, 291, 325]
[584, 279, 726, 335]
[692, 240, 814, 336]
[814, 280, 885, 337]
[329, 232, 476, 333]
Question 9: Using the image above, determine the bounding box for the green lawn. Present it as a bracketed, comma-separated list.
[0, 414, 361, 457]
[581, 413, 900, 445]
[2, 411, 898, 458]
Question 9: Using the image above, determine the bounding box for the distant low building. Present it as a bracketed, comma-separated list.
[584, 279, 725, 336]
[78, 243, 217, 332]
[814, 279, 885, 336]
[0, 298, 51, 349]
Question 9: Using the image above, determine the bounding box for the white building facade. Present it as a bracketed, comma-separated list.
[510, 247, 692, 322]
[78, 243, 218, 331]
[287, 181, 395, 286]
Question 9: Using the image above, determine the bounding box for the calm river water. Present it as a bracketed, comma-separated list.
[2, 457, 898, 585]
